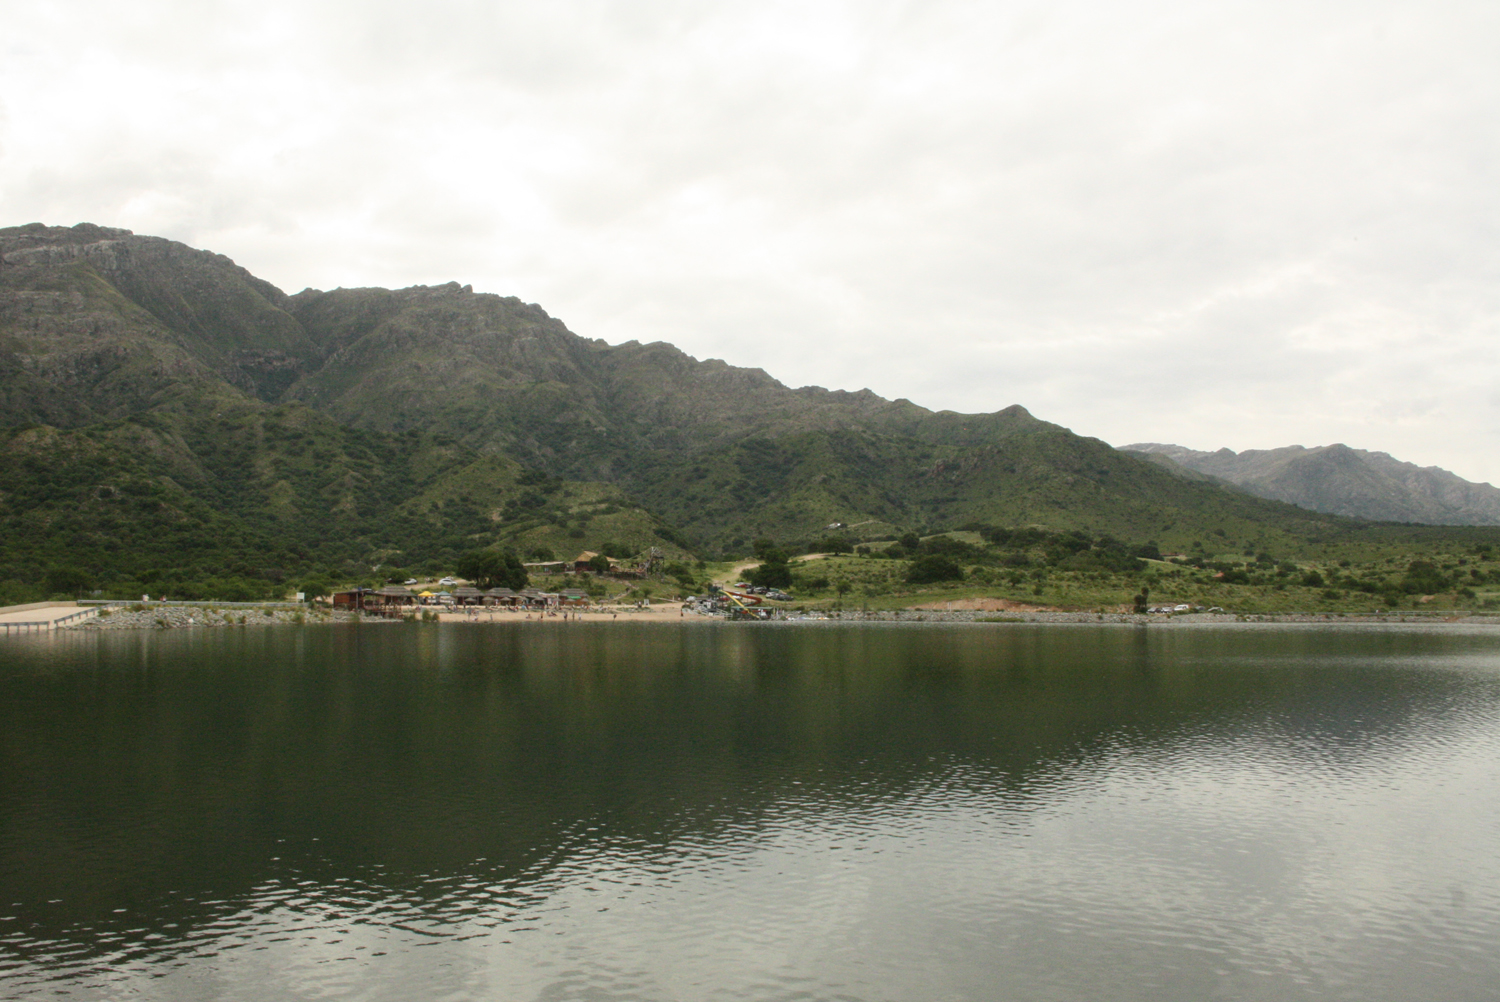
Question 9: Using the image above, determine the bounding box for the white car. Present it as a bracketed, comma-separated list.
[404, 578, 418, 586]
[439, 577, 458, 586]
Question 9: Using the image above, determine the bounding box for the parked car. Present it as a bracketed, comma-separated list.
[439, 577, 458, 586]
[404, 578, 418, 586]
[766, 590, 792, 601]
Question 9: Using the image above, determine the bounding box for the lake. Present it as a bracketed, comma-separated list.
[2, 622, 1499, 1001]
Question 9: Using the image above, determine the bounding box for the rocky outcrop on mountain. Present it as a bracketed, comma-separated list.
[280, 281, 925, 482]
[1122, 442, 1500, 525]
[1, 222, 314, 405]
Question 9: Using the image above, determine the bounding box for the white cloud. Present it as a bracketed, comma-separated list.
[3, 0, 1498, 481]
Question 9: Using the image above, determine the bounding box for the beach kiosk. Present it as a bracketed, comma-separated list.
[451, 585, 485, 606]
[369, 586, 416, 615]
[485, 587, 519, 606]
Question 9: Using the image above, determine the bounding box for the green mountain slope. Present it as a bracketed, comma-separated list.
[0, 397, 684, 602]
[0, 225, 686, 601]
[271, 272, 1359, 552]
[7, 221, 1500, 605]
[635, 414, 1349, 553]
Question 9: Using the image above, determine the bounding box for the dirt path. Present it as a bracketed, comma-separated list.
[713, 552, 834, 587]
[714, 561, 760, 587]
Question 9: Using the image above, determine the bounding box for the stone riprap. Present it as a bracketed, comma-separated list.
[806, 609, 1500, 626]
[64, 606, 363, 630]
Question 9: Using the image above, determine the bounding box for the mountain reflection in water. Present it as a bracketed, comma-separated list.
[2, 622, 1498, 1001]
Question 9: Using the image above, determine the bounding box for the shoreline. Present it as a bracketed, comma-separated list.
[42, 602, 1500, 631]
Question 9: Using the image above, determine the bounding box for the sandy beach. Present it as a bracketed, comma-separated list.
[432, 603, 709, 625]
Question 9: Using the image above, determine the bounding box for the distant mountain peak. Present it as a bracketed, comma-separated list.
[1119, 441, 1500, 525]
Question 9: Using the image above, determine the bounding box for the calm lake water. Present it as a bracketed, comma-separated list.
[2, 622, 1499, 1001]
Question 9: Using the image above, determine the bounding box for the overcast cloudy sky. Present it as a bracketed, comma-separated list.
[4, 0, 1498, 480]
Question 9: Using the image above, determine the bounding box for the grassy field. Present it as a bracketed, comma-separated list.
[695, 538, 1500, 616]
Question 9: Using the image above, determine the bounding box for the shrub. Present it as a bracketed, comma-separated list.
[1400, 561, 1446, 595]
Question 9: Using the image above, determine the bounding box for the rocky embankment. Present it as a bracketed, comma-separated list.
[64, 606, 361, 630]
[810, 609, 1500, 626]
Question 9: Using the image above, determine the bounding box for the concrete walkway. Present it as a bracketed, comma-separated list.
[0, 602, 99, 633]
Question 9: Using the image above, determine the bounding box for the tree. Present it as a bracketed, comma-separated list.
[748, 560, 792, 589]
[455, 549, 528, 590]
[752, 538, 787, 563]
[44, 566, 90, 598]
[905, 555, 962, 584]
[300, 578, 333, 600]
[587, 553, 611, 575]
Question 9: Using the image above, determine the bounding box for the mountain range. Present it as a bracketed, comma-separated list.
[1121, 443, 1500, 526]
[2, 221, 1490, 599]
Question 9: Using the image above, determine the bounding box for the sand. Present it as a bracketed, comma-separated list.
[433, 603, 708, 624]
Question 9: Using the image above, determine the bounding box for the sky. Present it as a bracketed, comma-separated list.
[4, 0, 1499, 482]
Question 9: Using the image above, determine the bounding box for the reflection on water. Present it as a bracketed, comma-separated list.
[2, 623, 1499, 1000]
